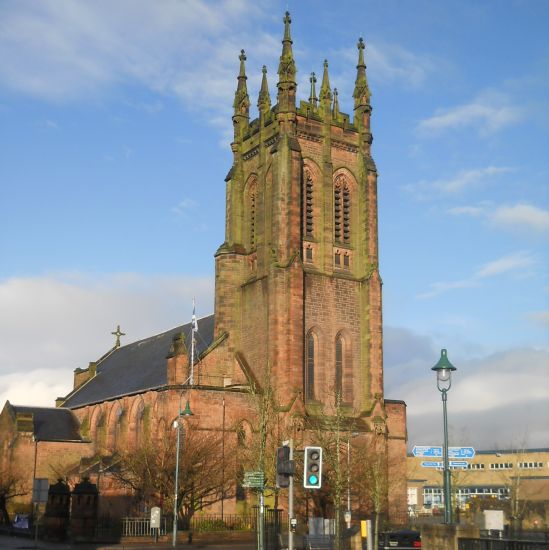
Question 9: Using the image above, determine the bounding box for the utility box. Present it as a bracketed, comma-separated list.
[477, 510, 505, 531]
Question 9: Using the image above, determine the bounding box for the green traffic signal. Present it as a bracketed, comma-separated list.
[304, 446, 323, 489]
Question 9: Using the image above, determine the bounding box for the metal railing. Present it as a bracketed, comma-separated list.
[189, 514, 256, 532]
[459, 538, 549, 550]
[121, 517, 168, 537]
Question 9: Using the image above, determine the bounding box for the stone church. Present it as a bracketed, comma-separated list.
[1, 12, 407, 524]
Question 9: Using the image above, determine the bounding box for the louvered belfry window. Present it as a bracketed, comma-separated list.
[305, 171, 314, 237]
[250, 189, 256, 247]
[334, 176, 350, 244]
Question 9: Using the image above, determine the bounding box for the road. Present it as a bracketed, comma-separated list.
[0, 536, 256, 550]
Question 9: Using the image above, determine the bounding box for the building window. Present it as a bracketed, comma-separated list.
[490, 463, 513, 470]
[305, 332, 315, 401]
[518, 461, 543, 469]
[306, 247, 313, 261]
[304, 171, 314, 237]
[114, 408, 127, 449]
[335, 336, 343, 402]
[467, 463, 485, 470]
[135, 402, 146, 448]
[96, 412, 106, 451]
[423, 487, 443, 506]
[250, 189, 256, 248]
[246, 178, 258, 250]
[334, 176, 351, 244]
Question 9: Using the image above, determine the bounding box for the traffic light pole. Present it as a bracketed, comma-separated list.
[288, 439, 294, 550]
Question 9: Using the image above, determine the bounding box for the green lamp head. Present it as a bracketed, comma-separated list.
[431, 349, 456, 385]
[181, 400, 193, 417]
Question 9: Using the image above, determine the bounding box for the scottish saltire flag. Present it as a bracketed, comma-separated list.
[192, 298, 198, 332]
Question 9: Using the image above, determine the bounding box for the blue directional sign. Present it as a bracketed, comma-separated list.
[449, 447, 475, 459]
[421, 460, 469, 469]
[421, 461, 442, 468]
[412, 446, 442, 458]
[449, 460, 469, 468]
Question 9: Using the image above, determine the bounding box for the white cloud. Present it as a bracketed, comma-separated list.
[418, 89, 524, 136]
[384, 338, 549, 448]
[432, 166, 511, 194]
[405, 167, 511, 199]
[366, 43, 436, 88]
[475, 251, 536, 278]
[0, 273, 215, 406]
[419, 251, 536, 299]
[172, 197, 199, 218]
[0, 369, 73, 408]
[527, 311, 549, 327]
[447, 205, 485, 217]
[492, 203, 549, 234]
[0, 0, 273, 134]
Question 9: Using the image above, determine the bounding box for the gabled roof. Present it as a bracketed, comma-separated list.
[62, 314, 215, 409]
[11, 404, 83, 442]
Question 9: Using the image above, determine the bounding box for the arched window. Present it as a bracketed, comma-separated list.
[334, 176, 351, 244]
[96, 412, 106, 451]
[305, 332, 316, 401]
[135, 401, 146, 448]
[335, 335, 343, 402]
[304, 169, 314, 237]
[114, 408, 127, 450]
[246, 179, 258, 249]
[335, 332, 353, 404]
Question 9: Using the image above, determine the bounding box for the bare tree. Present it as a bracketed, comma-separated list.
[306, 392, 354, 550]
[111, 424, 235, 524]
[351, 433, 389, 549]
[0, 467, 28, 525]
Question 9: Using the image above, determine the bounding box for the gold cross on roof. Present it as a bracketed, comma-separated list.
[111, 325, 126, 348]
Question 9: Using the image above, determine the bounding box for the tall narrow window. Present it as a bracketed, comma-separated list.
[250, 190, 256, 247]
[114, 408, 127, 450]
[335, 336, 343, 401]
[334, 185, 342, 242]
[334, 176, 351, 244]
[305, 332, 315, 401]
[96, 412, 106, 451]
[135, 402, 145, 448]
[304, 171, 314, 237]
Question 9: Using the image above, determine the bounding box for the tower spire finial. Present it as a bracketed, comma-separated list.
[258, 65, 271, 112]
[332, 87, 340, 119]
[233, 49, 250, 117]
[319, 59, 332, 103]
[309, 72, 318, 108]
[277, 11, 296, 86]
[353, 37, 371, 109]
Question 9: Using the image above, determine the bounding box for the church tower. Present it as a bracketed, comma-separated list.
[215, 14, 383, 419]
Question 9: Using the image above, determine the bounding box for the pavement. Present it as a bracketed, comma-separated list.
[0, 535, 256, 550]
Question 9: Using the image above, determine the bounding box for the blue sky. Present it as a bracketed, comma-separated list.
[1, 0, 548, 448]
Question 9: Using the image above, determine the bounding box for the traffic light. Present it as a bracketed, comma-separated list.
[304, 446, 323, 489]
[276, 446, 294, 488]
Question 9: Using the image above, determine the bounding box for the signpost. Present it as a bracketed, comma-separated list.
[449, 447, 475, 459]
[242, 471, 265, 489]
[414, 446, 475, 459]
[421, 460, 470, 468]
[412, 446, 442, 458]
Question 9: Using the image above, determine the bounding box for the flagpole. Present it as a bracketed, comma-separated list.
[190, 298, 196, 385]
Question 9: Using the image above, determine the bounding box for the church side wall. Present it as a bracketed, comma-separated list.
[385, 401, 408, 523]
[304, 272, 361, 407]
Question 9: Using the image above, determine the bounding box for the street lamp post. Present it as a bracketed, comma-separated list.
[431, 349, 457, 524]
[172, 397, 193, 547]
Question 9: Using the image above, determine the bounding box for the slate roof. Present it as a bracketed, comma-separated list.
[12, 405, 83, 441]
[62, 314, 216, 409]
